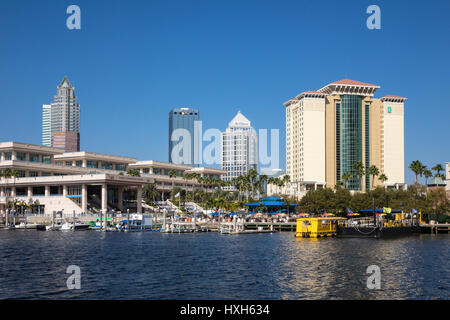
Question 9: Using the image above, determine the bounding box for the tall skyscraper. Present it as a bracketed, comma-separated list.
[284, 79, 406, 191]
[168, 107, 200, 166]
[42, 77, 80, 152]
[221, 111, 258, 185]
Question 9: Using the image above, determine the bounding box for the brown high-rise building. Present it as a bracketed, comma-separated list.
[51, 132, 80, 152]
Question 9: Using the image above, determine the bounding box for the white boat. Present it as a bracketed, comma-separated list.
[46, 218, 66, 231]
[16, 222, 46, 230]
[61, 220, 90, 231]
[169, 222, 195, 233]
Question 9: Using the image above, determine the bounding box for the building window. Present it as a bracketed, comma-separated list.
[66, 161, 73, 166]
[76, 161, 83, 167]
[87, 161, 98, 168]
[42, 155, 51, 164]
[29, 171, 39, 177]
[16, 152, 26, 161]
[4, 152, 12, 160]
[29, 154, 39, 162]
[340, 95, 363, 190]
[116, 164, 126, 171]
[102, 162, 113, 170]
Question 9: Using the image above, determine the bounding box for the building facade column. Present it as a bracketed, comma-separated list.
[136, 185, 142, 213]
[11, 187, 16, 197]
[101, 183, 107, 213]
[27, 186, 33, 199]
[117, 186, 123, 212]
[0, 187, 4, 197]
[82, 184, 87, 214]
[63, 185, 68, 197]
[45, 185, 50, 197]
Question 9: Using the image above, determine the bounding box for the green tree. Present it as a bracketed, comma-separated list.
[409, 160, 423, 186]
[367, 165, 380, 190]
[423, 169, 432, 186]
[142, 182, 160, 206]
[432, 164, 445, 179]
[378, 173, 388, 185]
[352, 160, 365, 190]
[341, 172, 353, 190]
[126, 169, 140, 177]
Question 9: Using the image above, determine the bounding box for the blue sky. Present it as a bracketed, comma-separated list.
[0, 0, 449, 184]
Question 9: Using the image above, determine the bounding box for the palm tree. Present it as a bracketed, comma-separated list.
[168, 169, 178, 188]
[424, 169, 433, 186]
[367, 165, 380, 190]
[419, 164, 426, 186]
[341, 172, 353, 190]
[432, 164, 444, 179]
[409, 160, 422, 186]
[282, 175, 291, 189]
[378, 173, 388, 186]
[257, 174, 268, 198]
[334, 180, 344, 190]
[142, 182, 159, 206]
[276, 178, 284, 195]
[352, 160, 365, 190]
[1, 169, 12, 197]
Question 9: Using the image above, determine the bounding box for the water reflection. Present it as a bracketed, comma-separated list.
[0, 231, 448, 299]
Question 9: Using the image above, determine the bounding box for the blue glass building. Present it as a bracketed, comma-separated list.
[168, 107, 199, 166]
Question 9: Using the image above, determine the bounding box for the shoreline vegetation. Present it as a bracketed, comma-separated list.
[139, 162, 449, 221]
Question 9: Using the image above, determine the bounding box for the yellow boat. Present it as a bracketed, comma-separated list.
[296, 217, 347, 238]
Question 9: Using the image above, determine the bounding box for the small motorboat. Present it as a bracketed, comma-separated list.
[61, 221, 90, 231]
[46, 218, 66, 231]
[16, 222, 46, 231]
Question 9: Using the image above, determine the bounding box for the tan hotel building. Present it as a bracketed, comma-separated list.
[0, 142, 224, 215]
[284, 79, 406, 192]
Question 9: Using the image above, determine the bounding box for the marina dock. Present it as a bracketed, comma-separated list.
[420, 224, 450, 234]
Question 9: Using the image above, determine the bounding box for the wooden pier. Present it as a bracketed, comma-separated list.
[420, 224, 450, 234]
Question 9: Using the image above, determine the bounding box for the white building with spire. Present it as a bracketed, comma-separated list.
[221, 111, 258, 185]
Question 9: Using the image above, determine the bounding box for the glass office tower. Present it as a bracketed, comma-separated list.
[168, 107, 199, 166]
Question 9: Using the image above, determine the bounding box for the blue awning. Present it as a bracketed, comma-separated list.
[245, 202, 261, 206]
[260, 201, 285, 206]
[261, 197, 283, 202]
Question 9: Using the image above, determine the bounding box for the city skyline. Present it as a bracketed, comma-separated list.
[1, 1, 449, 185]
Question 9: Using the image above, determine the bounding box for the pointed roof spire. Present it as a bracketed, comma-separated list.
[58, 76, 72, 89]
[229, 110, 251, 127]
